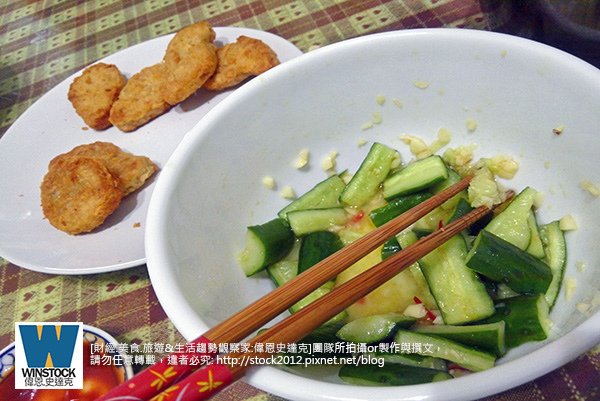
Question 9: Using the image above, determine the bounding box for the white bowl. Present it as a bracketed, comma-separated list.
[146, 28, 600, 401]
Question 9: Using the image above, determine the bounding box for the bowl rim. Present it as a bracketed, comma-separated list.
[146, 27, 600, 401]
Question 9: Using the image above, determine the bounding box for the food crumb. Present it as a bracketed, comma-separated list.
[579, 180, 600, 197]
[321, 150, 338, 173]
[293, 148, 310, 169]
[544, 161, 551, 169]
[553, 124, 565, 135]
[375, 94, 386, 105]
[533, 191, 545, 209]
[413, 80, 430, 89]
[372, 111, 382, 125]
[392, 98, 403, 109]
[133, 222, 141, 228]
[564, 277, 576, 301]
[576, 260, 587, 273]
[280, 186, 296, 200]
[262, 176, 276, 190]
[82, 126, 89, 131]
[576, 302, 591, 314]
[466, 118, 478, 133]
[559, 214, 578, 231]
[357, 138, 368, 147]
[500, 50, 508, 58]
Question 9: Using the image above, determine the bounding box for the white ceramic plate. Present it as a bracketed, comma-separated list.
[0, 27, 302, 275]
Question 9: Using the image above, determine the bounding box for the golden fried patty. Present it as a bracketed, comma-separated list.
[203, 36, 279, 91]
[41, 157, 123, 235]
[68, 63, 126, 130]
[49, 142, 157, 196]
[109, 64, 171, 132]
[161, 21, 218, 105]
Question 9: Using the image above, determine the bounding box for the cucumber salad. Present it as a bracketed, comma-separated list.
[238, 140, 567, 386]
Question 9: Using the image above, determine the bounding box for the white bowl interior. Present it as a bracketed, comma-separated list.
[146, 29, 600, 401]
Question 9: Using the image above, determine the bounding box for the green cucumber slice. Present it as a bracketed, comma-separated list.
[339, 363, 452, 386]
[278, 174, 346, 221]
[383, 156, 449, 200]
[418, 235, 495, 325]
[539, 221, 567, 308]
[340, 142, 398, 208]
[336, 313, 416, 343]
[478, 295, 550, 349]
[298, 231, 343, 274]
[466, 230, 553, 294]
[414, 322, 506, 356]
[287, 207, 348, 236]
[238, 219, 295, 276]
[381, 237, 401, 260]
[526, 211, 546, 258]
[369, 192, 432, 227]
[394, 330, 496, 372]
[485, 186, 537, 250]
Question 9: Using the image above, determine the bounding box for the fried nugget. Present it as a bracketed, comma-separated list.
[49, 142, 157, 195]
[108, 64, 171, 132]
[68, 63, 126, 130]
[203, 36, 279, 91]
[161, 21, 218, 105]
[41, 157, 123, 235]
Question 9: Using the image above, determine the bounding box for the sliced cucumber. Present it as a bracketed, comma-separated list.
[466, 230, 553, 294]
[339, 363, 452, 386]
[539, 221, 567, 308]
[298, 231, 343, 274]
[526, 211, 546, 259]
[336, 313, 416, 343]
[287, 207, 348, 236]
[381, 237, 401, 260]
[267, 259, 298, 287]
[340, 142, 398, 208]
[383, 156, 449, 200]
[414, 322, 506, 356]
[238, 219, 295, 276]
[485, 186, 537, 250]
[418, 235, 495, 325]
[478, 295, 550, 349]
[369, 192, 432, 227]
[369, 352, 447, 371]
[394, 330, 496, 372]
[446, 197, 474, 224]
[278, 174, 346, 221]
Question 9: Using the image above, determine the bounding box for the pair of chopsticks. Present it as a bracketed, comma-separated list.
[98, 176, 490, 401]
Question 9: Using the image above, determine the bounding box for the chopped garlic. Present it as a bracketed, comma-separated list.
[468, 167, 503, 208]
[357, 138, 368, 147]
[403, 303, 427, 319]
[466, 118, 478, 133]
[432, 314, 444, 325]
[564, 277, 577, 301]
[443, 144, 477, 174]
[576, 302, 591, 314]
[576, 260, 586, 272]
[580, 180, 600, 197]
[484, 155, 519, 179]
[361, 121, 374, 131]
[544, 161, 551, 169]
[375, 94, 386, 105]
[280, 186, 296, 200]
[321, 150, 339, 173]
[553, 124, 565, 135]
[429, 128, 452, 154]
[293, 148, 310, 169]
[390, 152, 402, 169]
[559, 214, 578, 231]
[399, 134, 431, 159]
[392, 98, 403, 109]
[413, 80, 430, 89]
[372, 111, 382, 125]
[262, 176, 276, 189]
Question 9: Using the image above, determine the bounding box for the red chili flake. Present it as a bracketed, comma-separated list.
[438, 219, 444, 229]
[413, 296, 437, 321]
[352, 210, 365, 223]
[448, 363, 469, 372]
[413, 296, 423, 304]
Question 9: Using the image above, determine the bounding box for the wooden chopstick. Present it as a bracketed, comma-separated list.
[97, 176, 472, 401]
[149, 204, 492, 401]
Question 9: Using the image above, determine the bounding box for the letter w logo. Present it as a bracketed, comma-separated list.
[18, 324, 79, 368]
